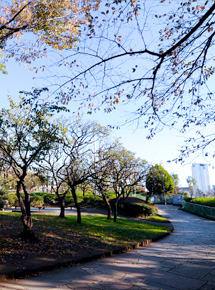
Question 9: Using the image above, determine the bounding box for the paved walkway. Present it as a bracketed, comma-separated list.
[1, 205, 215, 290]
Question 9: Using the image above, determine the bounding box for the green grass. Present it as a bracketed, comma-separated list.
[1, 213, 169, 248]
[143, 214, 169, 223]
[66, 215, 169, 245]
[190, 197, 215, 208]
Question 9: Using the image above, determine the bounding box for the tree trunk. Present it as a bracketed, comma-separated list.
[102, 195, 112, 220]
[146, 192, 152, 204]
[122, 187, 125, 199]
[71, 186, 81, 224]
[59, 196, 65, 218]
[113, 198, 120, 222]
[17, 180, 34, 240]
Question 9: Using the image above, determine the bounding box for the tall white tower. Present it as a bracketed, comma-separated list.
[192, 163, 210, 195]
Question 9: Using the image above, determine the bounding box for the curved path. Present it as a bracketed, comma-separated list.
[1, 205, 215, 290]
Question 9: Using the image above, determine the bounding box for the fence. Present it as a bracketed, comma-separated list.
[152, 195, 184, 205]
[130, 194, 184, 205]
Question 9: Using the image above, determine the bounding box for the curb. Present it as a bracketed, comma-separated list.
[0, 223, 174, 281]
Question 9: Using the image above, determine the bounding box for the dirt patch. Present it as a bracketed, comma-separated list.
[0, 214, 117, 279]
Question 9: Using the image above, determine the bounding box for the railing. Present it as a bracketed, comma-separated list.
[129, 194, 184, 205]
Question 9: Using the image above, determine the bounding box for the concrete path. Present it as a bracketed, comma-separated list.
[1, 205, 215, 290]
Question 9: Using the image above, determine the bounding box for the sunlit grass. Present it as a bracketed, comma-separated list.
[1, 212, 169, 248]
[142, 214, 169, 223]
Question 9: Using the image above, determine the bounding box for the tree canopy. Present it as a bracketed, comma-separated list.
[0, 0, 100, 69]
[49, 0, 215, 160]
[0, 90, 67, 238]
[146, 164, 174, 197]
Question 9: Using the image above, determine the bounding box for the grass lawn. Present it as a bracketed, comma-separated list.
[1, 213, 169, 255]
[143, 214, 169, 223]
[0, 212, 171, 276]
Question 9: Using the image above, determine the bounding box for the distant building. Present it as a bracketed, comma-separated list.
[192, 163, 210, 194]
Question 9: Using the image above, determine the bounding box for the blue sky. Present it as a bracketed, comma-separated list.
[1, 0, 215, 188]
[2, 58, 215, 188]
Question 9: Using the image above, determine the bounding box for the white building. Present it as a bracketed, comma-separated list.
[192, 163, 210, 195]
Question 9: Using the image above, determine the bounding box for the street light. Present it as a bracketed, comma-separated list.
[162, 174, 166, 205]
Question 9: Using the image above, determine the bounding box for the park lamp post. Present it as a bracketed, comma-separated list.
[162, 174, 166, 205]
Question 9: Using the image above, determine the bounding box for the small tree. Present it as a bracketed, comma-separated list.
[0, 90, 66, 239]
[39, 143, 70, 219]
[146, 164, 174, 203]
[172, 173, 180, 195]
[186, 176, 197, 198]
[79, 181, 91, 198]
[108, 144, 148, 222]
[91, 144, 116, 220]
[60, 120, 110, 224]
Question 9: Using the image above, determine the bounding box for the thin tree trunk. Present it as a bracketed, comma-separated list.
[71, 186, 81, 224]
[59, 196, 65, 218]
[113, 197, 120, 222]
[102, 194, 112, 220]
[17, 179, 34, 240]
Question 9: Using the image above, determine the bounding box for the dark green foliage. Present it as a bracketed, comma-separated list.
[117, 197, 158, 217]
[0, 189, 8, 197]
[81, 195, 106, 208]
[0, 190, 8, 202]
[31, 195, 44, 208]
[0, 190, 8, 209]
[64, 194, 74, 206]
[30, 192, 56, 205]
[7, 194, 18, 206]
[44, 193, 56, 205]
[0, 198, 6, 208]
[184, 197, 193, 202]
[31, 192, 46, 197]
[146, 164, 174, 196]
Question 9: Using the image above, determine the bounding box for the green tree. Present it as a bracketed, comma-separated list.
[146, 164, 174, 203]
[31, 195, 44, 210]
[91, 142, 117, 220]
[0, 90, 66, 239]
[0, 189, 8, 209]
[39, 142, 70, 219]
[186, 176, 197, 198]
[172, 173, 180, 195]
[108, 144, 148, 222]
[62, 121, 110, 224]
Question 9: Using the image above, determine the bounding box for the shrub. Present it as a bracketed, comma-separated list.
[44, 193, 56, 205]
[81, 195, 105, 208]
[8, 194, 18, 206]
[190, 197, 215, 208]
[184, 197, 193, 202]
[117, 197, 158, 217]
[31, 191, 46, 197]
[0, 189, 8, 196]
[65, 194, 74, 205]
[119, 202, 158, 217]
[0, 190, 8, 201]
[0, 198, 6, 209]
[31, 195, 44, 208]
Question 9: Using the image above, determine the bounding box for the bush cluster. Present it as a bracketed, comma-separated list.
[184, 197, 193, 202]
[80, 195, 106, 208]
[0, 189, 8, 209]
[117, 197, 158, 217]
